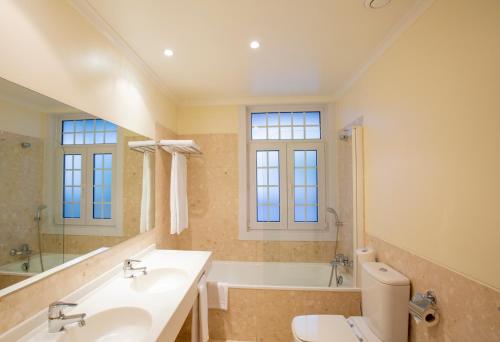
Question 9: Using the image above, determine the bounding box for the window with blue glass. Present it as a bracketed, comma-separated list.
[63, 154, 82, 219]
[62, 119, 117, 145]
[248, 108, 325, 232]
[93, 154, 112, 219]
[256, 151, 280, 222]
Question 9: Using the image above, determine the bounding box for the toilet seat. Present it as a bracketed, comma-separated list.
[291, 315, 382, 342]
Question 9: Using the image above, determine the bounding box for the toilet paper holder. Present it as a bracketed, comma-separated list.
[408, 290, 439, 327]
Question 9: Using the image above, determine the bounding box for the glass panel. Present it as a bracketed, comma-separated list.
[64, 171, 73, 186]
[85, 119, 94, 131]
[268, 151, 279, 167]
[64, 155, 73, 169]
[268, 127, 279, 139]
[306, 168, 317, 185]
[306, 151, 317, 167]
[64, 187, 72, 202]
[95, 119, 104, 131]
[292, 126, 304, 139]
[95, 132, 105, 144]
[74, 120, 84, 132]
[93, 153, 112, 219]
[93, 204, 102, 218]
[104, 131, 117, 144]
[62, 133, 74, 145]
[103, 154, 112, 168]
[257, 206, 267, 221]
[267, 112, 279, 126]
[292, 112, 304, 125]
[295, 206, 306, 221]
[294, 169, 305, 185]
[62, 119, 117, 145]
[306, 187, 317, 204]
[73, 155, 82, 169]
[63, 121, 74, 132]
[104, 185, 111, 202]
[94, 154, 103, 168]
[257, 169, 268, 185]
[103, 204, 112, 219]
[75, 133, 84, 144]
[257, 187, 267, 204]
[250, 111, 321, 141]
[305, 111, 320, 125]
[268, 206, 279, 221]
[294, 187, 305, 205]
[268, 187, 279, 205]
[294, 151, 305, 167]
[306, 206, 318, 222]
[63, 154, 82, 219]
[305, 126, 321, 139]
[280, 126, 291, 139]
[256, 151, 267, 167]
[280, 112, 292, 125]
[268, 168, 279, 186]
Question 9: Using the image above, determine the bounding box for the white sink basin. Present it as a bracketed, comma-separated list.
[58, 307, 152, 342]
[130, 267, 189, 294]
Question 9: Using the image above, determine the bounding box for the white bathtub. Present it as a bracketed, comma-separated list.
[207, 261, 355, 291]
[0, 252, 80, 276]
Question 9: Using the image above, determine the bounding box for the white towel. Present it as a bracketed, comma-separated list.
[207, 281, 229, 311]
[170, 152, 188, 234]
[140, 151, 155, 233]
[192, 273, 209, 342]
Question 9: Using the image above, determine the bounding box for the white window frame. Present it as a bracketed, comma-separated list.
[239, 105, 337, 241]
[46, 114, 124, 237]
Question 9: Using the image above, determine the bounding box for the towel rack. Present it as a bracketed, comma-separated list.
[128, 140, 156, 153]
[158, 140, 202, 155]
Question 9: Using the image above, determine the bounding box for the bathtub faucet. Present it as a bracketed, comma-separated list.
[9, 244, 32, 257]
[329, 254, 352, 287]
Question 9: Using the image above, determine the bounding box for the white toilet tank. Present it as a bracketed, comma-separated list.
[361, 262, 410, 342]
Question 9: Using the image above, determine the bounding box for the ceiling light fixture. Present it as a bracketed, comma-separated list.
[163, 48, 174, 57]
[364, 0, 391, 9]
[250, 41, 260, 49]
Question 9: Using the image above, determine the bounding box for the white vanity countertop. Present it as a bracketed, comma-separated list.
[0, 247, 212, 342]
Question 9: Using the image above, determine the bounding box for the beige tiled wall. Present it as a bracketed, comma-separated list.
[177, 288, 361, 342]
[176, 133, 336, 262]
[366, 234, 500, 342]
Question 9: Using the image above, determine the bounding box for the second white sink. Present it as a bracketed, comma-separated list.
[58, 307, 152, 342]
[130, 268, 189, 294]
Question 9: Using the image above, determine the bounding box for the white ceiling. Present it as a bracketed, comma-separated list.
[82, 0, 420, 104]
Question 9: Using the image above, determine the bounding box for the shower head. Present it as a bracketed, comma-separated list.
[326, 207, 343, 227]
[21, 142, 31, 148]
[34, 205, 47, 221]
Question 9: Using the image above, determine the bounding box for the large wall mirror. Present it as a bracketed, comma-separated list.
[0, 77, 154, 294]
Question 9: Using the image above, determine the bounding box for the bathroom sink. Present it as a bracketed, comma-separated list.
[58, 307, 152, 342]
[130, 267, 189, 294]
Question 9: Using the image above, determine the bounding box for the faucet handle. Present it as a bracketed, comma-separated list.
[48, 302, 77, 318]
[123, 259, 141, 268]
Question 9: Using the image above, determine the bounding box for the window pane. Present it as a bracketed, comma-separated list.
[85, 133, 94, 144]
[103, 154, 112, 168]
[305, 111, 320, 125]
[294, 169, 305, 185]
[64, 155, 73, 169]
[306, 151, 317, 167]
[62, 119, 117, 145]
[257, 169, 268, 185]
[293, 112, 304, 125]
[75, 133, 84, 144]
[256, 151, 267, 167]
[268, 206, 279, 221]
[257, 187, 267, 204]
[63, 121, 74, 132]
[105, 131, 117, 144]
[94, 154, 103, 168]
[74, 187, 81, 203]
[75, 120, 84, 132]
[268, 187, 279, 205]
[73, 171, 81, 186]
[252, 127, 266, 140]
[95, 119, 104, 131]
[63, 154, 81, 219]
[250, 111, 321, 141]
[64, 187, 72, 202]
[103, 204, 112, 219]
[93, 204, 102, 219]
[294, 151, 305, 167]
[267, 113, 279, 126]
[280, 112, 292, 125]
[252, 113, 266, 126]
[64, 171, 73, 186]
[306, 187, 317, 204]
[257, 206, 268, 221]
[85, 119, 94, 131]
[94, 172, 103, 185]
[306, 206, 318, 222]
[268, 151, 279, 167]
[268, 127, 279, 139]
[305, 126, 320, 139]
[280, 126, 291, 139]
[292, 126, 304, 139]
[93, 153, 112, 219]
[62, 133, 74, 145]
[73, 204, 81, 218]
[104, 186, 112, 202]
[104, 121, 116, 131]
[95, 132, 105, 144]
[295, 206, 306, 221]
[268, 168, 279, 186]
[94, 188, 103, 202]
[306, 169, 317, 185]
[73, 155, 82, 169]
[294, 187, 305, 205]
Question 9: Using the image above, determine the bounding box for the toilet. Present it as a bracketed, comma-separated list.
[292, 262, 410, 342]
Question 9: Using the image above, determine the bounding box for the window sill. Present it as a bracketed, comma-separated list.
[43, 224, 123, 237]
[239, 226, 337, 241]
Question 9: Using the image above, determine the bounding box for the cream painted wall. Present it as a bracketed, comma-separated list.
[337, 0, 500, 290]
[0, 0, 176, 139]
[0, 98, 46, 138]
[177, 105, 239, 134]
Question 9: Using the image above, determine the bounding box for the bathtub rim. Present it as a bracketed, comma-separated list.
[225, 284, 361, 292]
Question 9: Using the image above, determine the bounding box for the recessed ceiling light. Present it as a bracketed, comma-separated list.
[163, 48, 174, 57]
[250, 41, 260, 49]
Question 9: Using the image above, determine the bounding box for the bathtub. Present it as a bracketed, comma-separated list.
[207, 260, 355, 290]
[0, 252, 80, 276]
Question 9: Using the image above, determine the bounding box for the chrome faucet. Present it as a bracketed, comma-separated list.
[48, 302, 86, 333]
[123, 259, 147, 278]
[328, 254, 353, 287]
[9, 244, 32, 257]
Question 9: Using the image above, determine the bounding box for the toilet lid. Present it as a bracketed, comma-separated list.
[292, 315, 359, 342]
